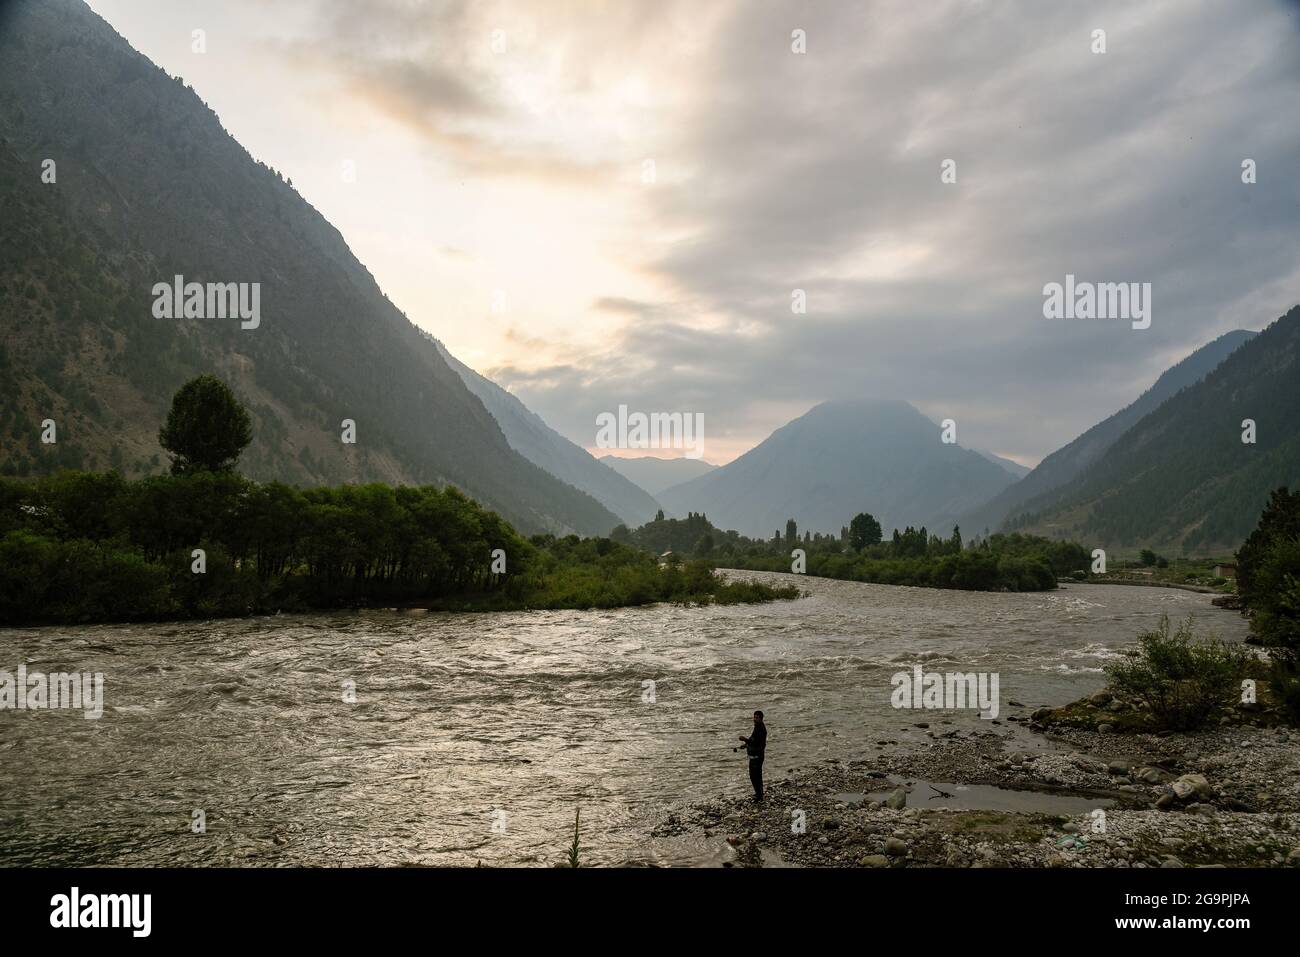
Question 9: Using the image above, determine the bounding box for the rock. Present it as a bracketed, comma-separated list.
[1160, 856, 1184, 868]
[1089, 691, 1112, 706]
[1107, 699, 1126, 712]
[1174, 773, 1212, 799]
[1062, 822, 1080, 834]
[883, 788, 907, 810]
[859, 854, 890, 868]
[1287, 847, 1300, 867]
[1170, 778, 1196, 800]
[1097, 723, 1115, 733]
[1138, 768, 1163, 784]
[1107, 760, 1132, 776]
[821, 818, 841, 830]
[884, 837, 908, 857]
[1155, 791, 1177, 809]
[1031, 707, 1054, 721]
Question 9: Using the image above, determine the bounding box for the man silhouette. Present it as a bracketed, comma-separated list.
[738, 710, 767, 802]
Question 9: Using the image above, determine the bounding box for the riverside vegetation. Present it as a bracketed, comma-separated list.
[614, 509, 1088, 592]
[0, 376, 799, 626]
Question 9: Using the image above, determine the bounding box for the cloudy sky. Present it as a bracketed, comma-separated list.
[87, 0, 1300, 465]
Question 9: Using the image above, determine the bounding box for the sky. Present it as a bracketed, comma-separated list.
[85, 0, 1300, 466]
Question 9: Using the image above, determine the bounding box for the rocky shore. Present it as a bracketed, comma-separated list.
[658, 697, 1300, 868]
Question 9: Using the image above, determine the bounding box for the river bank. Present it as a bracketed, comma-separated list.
[662, 704, 1300, 868]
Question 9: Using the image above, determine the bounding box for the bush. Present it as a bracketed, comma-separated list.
[1105, 616, 1254, 731]
[1269, 658, 1300, 725]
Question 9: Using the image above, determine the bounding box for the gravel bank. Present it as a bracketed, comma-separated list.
[659, 715, 1300, 868]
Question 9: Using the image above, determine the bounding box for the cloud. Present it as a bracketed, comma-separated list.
[89, 0, 1300, 465]
[498, 0, 1300, 463]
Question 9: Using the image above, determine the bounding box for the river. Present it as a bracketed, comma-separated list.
[0, 572, 1247, 867]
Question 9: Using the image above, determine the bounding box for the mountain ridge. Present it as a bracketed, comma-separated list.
[960, 329, 1257, 536]
[432, 337, 660, 528]
[1004, 313, 1297, 552]
[601, 454, 717, 498]
[0, 0, 621, 535]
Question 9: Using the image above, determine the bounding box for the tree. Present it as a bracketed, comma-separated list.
[1238, 488, 1300, 605]
[849, 512, 883, 551]
[158, 375, 253, 474]
[785, 518, 798, 547]
[1236, 488, 1300, 722]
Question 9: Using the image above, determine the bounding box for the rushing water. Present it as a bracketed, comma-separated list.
[0, 573, 1247, 867]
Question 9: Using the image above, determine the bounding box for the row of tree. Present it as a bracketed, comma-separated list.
[0, 376, 798, 624]
[614, 509, 1090, 592]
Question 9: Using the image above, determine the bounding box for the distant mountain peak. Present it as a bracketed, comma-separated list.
[657, 396, 1015, 537]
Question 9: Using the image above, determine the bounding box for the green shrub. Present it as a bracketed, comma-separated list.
[1106, 616, 1255, 731]
[1269, 658, 1300, 725]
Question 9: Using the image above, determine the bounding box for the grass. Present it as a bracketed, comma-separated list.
[565, 807, 581, 868]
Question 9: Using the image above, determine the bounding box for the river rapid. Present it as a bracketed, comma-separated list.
[0, 572, 1247, 867]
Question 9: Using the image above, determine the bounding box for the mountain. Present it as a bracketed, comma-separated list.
[431, 338, 661, 527]
[0, 0, 621, 536]
[1004, 310, 1298, 552]
[975, 450, 1031, 480]
[960, 329, 1256, 535]
[601, 454, 717, 497]
[656, 399, 1016, 538]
